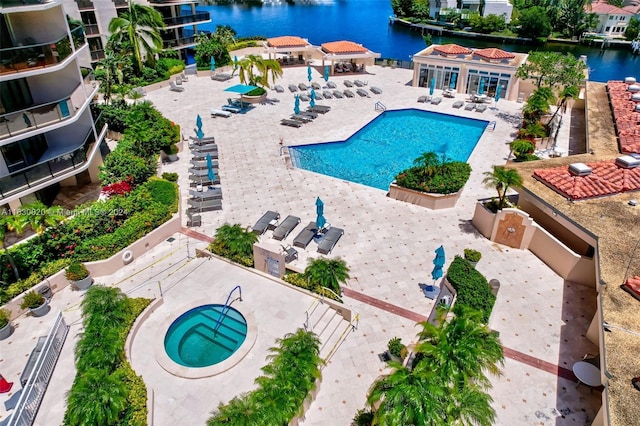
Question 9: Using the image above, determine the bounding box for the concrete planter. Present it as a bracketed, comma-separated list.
[72, 276, 93, 290]
[0, 322, 11, 340]
[389, 182, 462, 210]
[242, 92, 267, 104]
[30, 301, 49, 317]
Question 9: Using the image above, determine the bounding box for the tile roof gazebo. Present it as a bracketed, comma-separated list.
[263, 36, 316, 63]
[319, 40, 381, 75]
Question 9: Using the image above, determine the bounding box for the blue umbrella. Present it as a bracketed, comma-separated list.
[449, 73, 457, 90]
[478, 78, 485, 95]
[310, 89, 316, 100]
[433, 245, 445, 267]
[294, 95, 300, 115]
[494, 85, 502, 103]
[206, 153, 216, 182]
[307, 65, 312, 82]
[233, 55, 238, 70]
[195, 127, 204, 140]
[196, 114, 202, 132]
[315, 197, 326, 230]
[310, 97, 316, 108]
[431, 264, 444, 281]
[210, 57, 216, 71]
[429, 77, 435, 96]
[324, 65, 330, 82]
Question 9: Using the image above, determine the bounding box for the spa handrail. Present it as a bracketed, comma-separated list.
[213, 285, 242, 335]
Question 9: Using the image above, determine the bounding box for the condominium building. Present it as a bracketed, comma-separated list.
[0, 0, 106, 210]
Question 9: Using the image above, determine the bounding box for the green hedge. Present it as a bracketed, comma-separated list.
[395, 156, 471, 195]
[446, 256, 496, 323]
[282, 272, 342, 302]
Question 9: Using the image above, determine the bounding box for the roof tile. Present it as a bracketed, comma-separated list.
[433, 44, 472, 55]
[473, 48, 515, 60]
[266, 36, 309, 48]
[321, 41, 369, 54]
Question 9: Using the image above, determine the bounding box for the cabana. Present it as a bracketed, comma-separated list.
[319, 40, 381, 76]
[263, 36, 317, 65]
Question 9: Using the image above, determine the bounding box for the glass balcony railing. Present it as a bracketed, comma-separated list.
[0, 77, 96, 140]
[163, 35, 197, 49]
[0, 0, 54, 6]
[163, 12, 210, 27]
[90, 49, 105, 61]
[0, 125, 105, 200]
[0, 27, 86, 75]
[84, 24, 100, 36]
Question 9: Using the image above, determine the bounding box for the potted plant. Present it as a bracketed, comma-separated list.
[20, 290, 48, 317]
[464, 248, 482, 267]
[66, 260, 92, 290]
[387, 337, 407, 362]
[163, 144, 179, 162]
[0, 308, 11, 340]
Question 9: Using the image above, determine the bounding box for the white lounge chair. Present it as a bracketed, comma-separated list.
[211, 109, 232, 118]
[169, 81, 184, 92]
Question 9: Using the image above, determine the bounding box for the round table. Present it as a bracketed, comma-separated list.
[572, 361, 601, 387]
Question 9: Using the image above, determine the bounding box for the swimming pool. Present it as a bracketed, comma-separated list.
[164, 304, 247, 368]
[289, 109, 487, 190]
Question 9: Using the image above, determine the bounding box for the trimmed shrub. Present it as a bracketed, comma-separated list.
[20, 290, 45, 309]
[395, 152, 471, 194]
[463, 248, 482, 263]
[446, 256, 496, 323]
[161, 172, 178, 182]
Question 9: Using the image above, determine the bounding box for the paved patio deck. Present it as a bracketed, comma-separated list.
[0, 64, 601, 426]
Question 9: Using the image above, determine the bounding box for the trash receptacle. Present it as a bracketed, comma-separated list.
[489, 279, 500, 296]
[38, 285, 52, 300]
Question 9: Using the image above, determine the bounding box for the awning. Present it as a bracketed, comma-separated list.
[224, 84, 259, 94]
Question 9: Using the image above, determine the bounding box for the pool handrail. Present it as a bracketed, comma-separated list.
[213, 285, 242, 335]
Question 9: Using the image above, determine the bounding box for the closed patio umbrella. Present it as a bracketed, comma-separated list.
[450, 73, 457, 89]
[206, 153, 216, 182]
[195, 127, 204, 140]
[429, 78, 435, 96]
[294, 95, 300, 115]
[310, 97, 316, 108]
[494, 85, 502, 103]
[307, 65, 312, 82]
[478, 78, 485, 95]
[324, 65, 330, 82]
[196, 114, 202, 132]
[210, 57, 216, 71]
[315, 197, 326, 230]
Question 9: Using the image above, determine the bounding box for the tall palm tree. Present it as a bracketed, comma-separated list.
[303, 257, 350, 296]
[237, 54, 283, 88]
[550, 85, 580, 123]
[482, 165, 523, 209]
[108, 0, 165, 73]
[65, 368, 128, 426]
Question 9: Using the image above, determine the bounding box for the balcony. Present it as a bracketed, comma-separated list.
[90, 49, 105, 61]
[84, 24, 100, 37]
[76, 0, 94, 9]
[163, 12, 210, 28]
[0, 0, 54, 6]
[113, 0, 127, 7]
[0, 27, 86, 76]
[163, 35, 199, 49]
[0, 75, 96, 141]
[0, 125, 105, 201]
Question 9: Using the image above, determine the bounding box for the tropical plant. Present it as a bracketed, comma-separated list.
[515, 6, 552, 39]
[625, 17, 640, 41]
[65, 261, 89, 281]
[65, 368, 128, 426]
[550, 85, 580, 123]
[236, 54, 283, 89]
[518, 122, 547, 139]
[395, 152, 472, 195]
[108, 1, 165, 73]
[482, 165, 523, 210]
[446, 256, 496, 322]
[510, 139, 536, 160]
[463, 248, 482, 263]
[161, 172, 178, 182]
[20, 290, 45, 310]
[18, 201, 65, 235]
[352, 408, 374, 426]
[208, 224, 258, 266]
[387, 337, 406, 358]
[516, 51, 585, 89]
[0, 308, 10, 328]
[0, 216, 20, 281]
[303, 257, 350, 296]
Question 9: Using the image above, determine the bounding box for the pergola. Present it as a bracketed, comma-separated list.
[319, 40, 381, 76]
[263, 36, 317, 63]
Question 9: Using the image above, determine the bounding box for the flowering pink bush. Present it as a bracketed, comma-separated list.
[101, 180, 133, 197]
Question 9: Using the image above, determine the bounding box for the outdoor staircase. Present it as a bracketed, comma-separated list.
[304, 300, 354, 364]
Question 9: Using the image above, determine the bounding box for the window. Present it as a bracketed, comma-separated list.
[605, 26, 610, 32]
[466, 69, 510, 98]
[418, 65, 460, 90]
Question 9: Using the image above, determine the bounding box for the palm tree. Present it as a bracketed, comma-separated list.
[210, 223, 258, 264]
[19, 201, 65, 235]
[237, 54, 283, 88]
[207, 393, 260, 426]
[108, 0, 165, 73]
[550, 85, 580, 123]
[413, 151, 441, 177]
[65, 368, 128, 426]
[303, 257, 350, 296]
[482, 165, 523, 209]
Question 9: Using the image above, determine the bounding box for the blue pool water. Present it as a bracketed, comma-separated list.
[164, 304, 247, 368]
[289, 109, 487, 190]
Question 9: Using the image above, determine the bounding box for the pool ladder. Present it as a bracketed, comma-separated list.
[213, 285, 242, 335]
[375, 101, 386, 112]
[487, 121, 496, 131]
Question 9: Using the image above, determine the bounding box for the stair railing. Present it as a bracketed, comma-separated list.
[213, 285, 242, 335]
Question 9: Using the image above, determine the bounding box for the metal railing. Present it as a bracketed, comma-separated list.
[90, 49, 105, 61]
[163, 35, 197, 49]
[0, 27, 86, 74]
[0, 125, 105, 200]
[0, 0, 54, 5]
[163, 12, 210, 27]
[84, 24, 100, 36]
[213, 285, 242, 335]
[375, 101, 386, 112]
[8, 312, 70, 426]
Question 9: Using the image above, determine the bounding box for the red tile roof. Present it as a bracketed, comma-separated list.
[589, 2, 633, 15]
[533, 160, 640, 200]
[321, 41, 368, 54]
[607, 81, 640, 154]
[473, 48, 515, 60]
[266, 36, 309, 48]
[433, 44, 472, 55]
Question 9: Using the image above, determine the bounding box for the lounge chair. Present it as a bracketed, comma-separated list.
[189, 141, 217, 150]
[344, 80, 354, 87]
[356, 88, 370, 98]
[317, 227, 344, 254]
[189, 188, 222, 200]
[475, 104, 487, 113]
[252, 211, 280, 235]
[190, 159, 219, 169]
[452, 101, 464, 109]
[282, 245, 298, 263]
[343, 90, 355, 98]
[187, 199, 222, 213]
[293, 222, 318, 248]
[288, 84, 298, 92]
[191, 151, 218, 161]
[291, 114, 313, 123]
[281, 118, 303, 128]
[189, 167, 219, 177]
[272, 215, 301, 240]
[192, 144, 218, 154]
[370, 86, 382, 94]
[169, 81, 184, 92]
[307, 105, 331, 114]
[299, 93, 310, 102]
[354, 80, 365, 87]
[186, 209, 201, 227]
[180, 72, 189, 82]
[300, 111, 319, 119]
[175, 76, 182, 85]
[298, 83, 309, 91]
[430, 97, 442, 105]
[327, 81, 337, 89]
[322, 90, 333, 99]
[464, 103, 475, 111]
[189, 177, 218, 187]
[417, 95, 431, 103]
[311, 82, 321, 90]
[274, 85, 285, 93]
[332, 90, 344, 99]
[189, 136, 215, 144]
[211, 73, 232, 81]
[221, 104, 242, 114]
[211, 109, 232, 118]
[313, 92, 324, 100]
